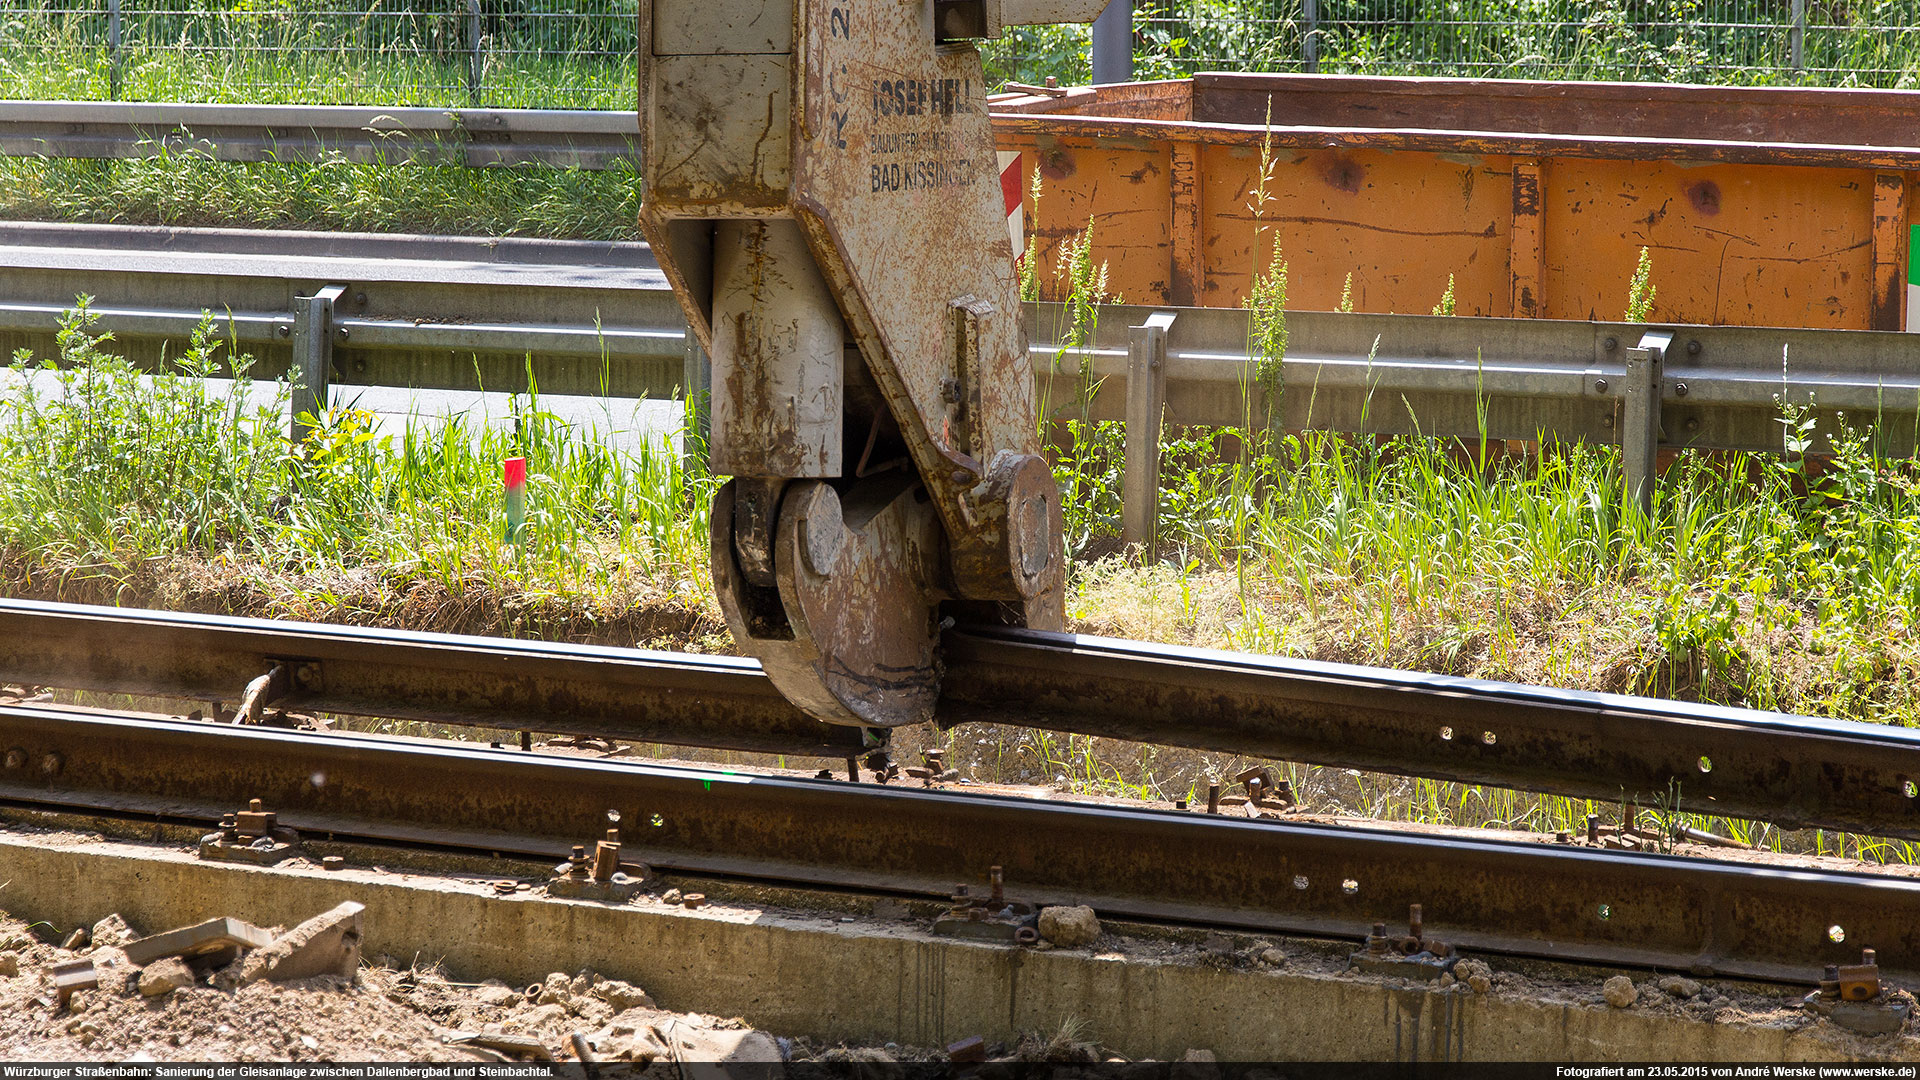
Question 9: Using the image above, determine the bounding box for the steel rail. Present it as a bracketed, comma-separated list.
[0, 701, 1911, 985]
[10, 599, 1920, 840]
[0, 599, 862, 757]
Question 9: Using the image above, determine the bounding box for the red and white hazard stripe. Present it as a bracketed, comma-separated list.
[997, 150, 1025, 261]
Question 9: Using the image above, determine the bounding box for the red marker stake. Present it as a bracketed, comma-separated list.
[503, 457, 527, 545]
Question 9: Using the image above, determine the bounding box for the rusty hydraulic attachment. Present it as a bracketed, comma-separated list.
[638, 0, 1104, 728]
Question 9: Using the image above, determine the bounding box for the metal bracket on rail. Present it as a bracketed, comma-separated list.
[547, 811, 647, 902]
[1348, 904, 1459, 981]
[1802, 949, 1913, 1035]
[933, 865, 1039, 944]
[199, 797, 301, 865]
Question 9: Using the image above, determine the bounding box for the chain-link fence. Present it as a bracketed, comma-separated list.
[3, 0, 1918, 108]
[0, 0, 636, 108]
[990, 0, 1920, 91]
[1132, 0, 1920, 85]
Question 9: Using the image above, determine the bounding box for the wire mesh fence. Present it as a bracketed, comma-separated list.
[0, 0, 637, 108]
[2, 0, 1918, 108]
[990, 0, 1920, 91]
[1129, 0, 1920, 85]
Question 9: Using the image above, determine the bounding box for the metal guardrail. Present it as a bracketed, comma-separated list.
[0, 100, 638, 169]
[1030, 303, 1920, 548]
[3, 270, 1913, 520]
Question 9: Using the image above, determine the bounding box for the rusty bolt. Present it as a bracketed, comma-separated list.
[1864, 949, 1878, 966]
[39, 751, 63, 777]
[1555, 830, 1571, 844]
[682, 893, 706, 909]
[1586, 813, 1601, 845]
[4, 747, 25, 769]
[1603, 337, 1618, 352]
[1175, 799, 1188, 811]
[989, 866, 1005, 905]
[249, 798, 263, 813]
[1044, 76, 1058, 88]
[1674, 382, 1689, 397]
[1594, 378, 1609, 393]
[1207, 782, 1221, 814]
[323, 856, 347, 871]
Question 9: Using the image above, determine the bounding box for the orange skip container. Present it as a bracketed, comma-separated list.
[990, 74, 1920, 331]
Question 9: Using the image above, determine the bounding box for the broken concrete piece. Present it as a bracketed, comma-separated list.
[0, 951, 18, 977]
[1657, 975, 1702, 999]
[123, 916, 273, 969]
[1604, 975, 1638, 1008]
[448, 1031, 553, 1061]
[1037, 905, 1101, 947]
[89, 914, 138, 949]
[591, 979, 655, 1012]
[137, 957, 194, 998]
[239, 901, 364, 984]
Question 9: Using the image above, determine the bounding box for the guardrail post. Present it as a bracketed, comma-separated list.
[1091, 0, 1133, 84]
[467, 0, 484, 104]
[290, 285, 347, 447]
[682, 332, 711, 480]
[107, 0, 122, 100]
[1123, 311, 1176, 558]
[1621, 329, 1671, 518]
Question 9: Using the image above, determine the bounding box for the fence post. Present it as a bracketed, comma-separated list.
[107, 0, 122, 100]
[290, 285, 347, 447]
[1301, 0, 1319, 73]
[681, 331, 712, 481]
[466, 0, 484, 104]
[1091, 0, 1132, 84]
[1789, 0, 1806, 74]
[1123, 311, 1176, 559]
[1621, 329, 1671, 518]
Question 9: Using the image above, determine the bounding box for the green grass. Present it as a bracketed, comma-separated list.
[0, 300, 714, 643]
[0, 152, 641, 240]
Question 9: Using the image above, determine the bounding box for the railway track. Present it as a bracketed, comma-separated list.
[8, 598, 1920, 839]
[1, 597, 1918, 990]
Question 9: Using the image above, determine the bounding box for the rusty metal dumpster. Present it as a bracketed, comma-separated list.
[990, 74, 1920, 331]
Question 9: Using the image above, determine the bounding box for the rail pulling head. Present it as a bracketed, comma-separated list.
[637, 0, 1103, 728]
